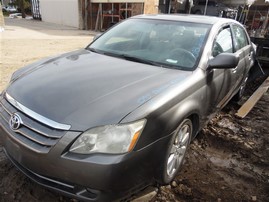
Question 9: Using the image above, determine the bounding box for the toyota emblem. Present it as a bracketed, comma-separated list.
[9, 113, 22, 131]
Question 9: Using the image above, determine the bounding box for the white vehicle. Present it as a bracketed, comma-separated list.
[2, 6, 17, 12]
[9, 13, 22, 18]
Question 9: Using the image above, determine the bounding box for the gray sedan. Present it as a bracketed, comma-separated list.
[0, 15, 253, 201]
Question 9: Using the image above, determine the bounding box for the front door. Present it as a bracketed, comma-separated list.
[207, 26, 236, 109]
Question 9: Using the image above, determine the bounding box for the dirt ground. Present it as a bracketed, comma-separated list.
[0, 18, 269, 202]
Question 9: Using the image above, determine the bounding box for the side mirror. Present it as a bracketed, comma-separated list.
[93, 33, 102, 41]
[208, 53, 239, 70]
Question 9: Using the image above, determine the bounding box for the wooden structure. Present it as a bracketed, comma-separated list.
[251, 37, 269, 66]
[85, 0, 145, 31]
[92, 2, 144, 31]
[236, 76, 269, 118]
[247, 6, 269, 35]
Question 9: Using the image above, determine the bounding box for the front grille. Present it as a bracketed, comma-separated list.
[0, 97, 67, 153]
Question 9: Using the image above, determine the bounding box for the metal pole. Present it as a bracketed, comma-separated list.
[244, 5, 250, 25]
[112, 3, 114, 22]
[90, 2, 93, 30]
[204, 0, 208, 15]
[168, 0, 171, 14]
[188, 0, 193, 14]
[251, 6, 257, 30]
[100, 3, 103, 30]
[125, 3, 127, 19]
[85, 0, 88, 30]
[262, 7, 269, 30]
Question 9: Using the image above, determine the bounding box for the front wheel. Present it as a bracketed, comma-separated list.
[159, 119, 193, 184]
[234, 74, 249, 101]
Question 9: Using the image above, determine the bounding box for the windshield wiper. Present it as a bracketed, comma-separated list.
[118, 54, 162, 67]
[87, 47, 105, 54]
[87, 49, 163, 67]
[121, 54, 189, 70]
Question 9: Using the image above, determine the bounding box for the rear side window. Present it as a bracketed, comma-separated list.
[212, 27, 233, 57]
[231, 25, 249, 51]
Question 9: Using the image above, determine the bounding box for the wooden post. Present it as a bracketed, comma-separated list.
[0, 3, 4, 31]
[78, 0, 84, 30]
[144, 0, 158, 14]
[85, 0, 88, 30]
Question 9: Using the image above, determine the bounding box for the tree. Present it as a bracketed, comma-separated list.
[20, 0, 25, 18]
[13, 0, 31, 18]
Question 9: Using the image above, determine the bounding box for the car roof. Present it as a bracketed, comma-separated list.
[133, 14, 236, 25]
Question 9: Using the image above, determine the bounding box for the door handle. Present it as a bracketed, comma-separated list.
[248, 52, 253, 60]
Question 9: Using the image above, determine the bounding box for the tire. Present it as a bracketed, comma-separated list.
[234, 74, 249, 101]
[158, 119, 193, 184]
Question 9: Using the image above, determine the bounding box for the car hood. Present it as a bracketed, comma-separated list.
[6, 49, 192, 131]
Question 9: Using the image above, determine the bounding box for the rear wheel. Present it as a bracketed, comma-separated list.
[159, 119, 192, 184]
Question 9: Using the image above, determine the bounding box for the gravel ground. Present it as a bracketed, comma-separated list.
[0, 18, 269, 202]
[0, 17, 95, 91]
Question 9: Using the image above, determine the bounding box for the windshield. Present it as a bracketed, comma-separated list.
[88, 18, 210, 70]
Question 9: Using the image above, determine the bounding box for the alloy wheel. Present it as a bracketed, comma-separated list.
[166, 122, 191, 178]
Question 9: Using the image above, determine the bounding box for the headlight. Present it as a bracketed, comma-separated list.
[69, 119, 146, 154]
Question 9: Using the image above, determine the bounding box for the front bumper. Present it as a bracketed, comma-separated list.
[0, 95, 169, 201]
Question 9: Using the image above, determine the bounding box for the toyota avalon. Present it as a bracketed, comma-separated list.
[0, 14, 254, 201]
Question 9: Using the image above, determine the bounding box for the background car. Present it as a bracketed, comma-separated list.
[2, 6, 17, 12]
[0, 15, 253, 201]
[192, 0, 237, 19]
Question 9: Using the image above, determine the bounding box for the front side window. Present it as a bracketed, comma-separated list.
[89, 19, 211, 70]
[231, 25, 249, 51]
[212, 27, 233, 57]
